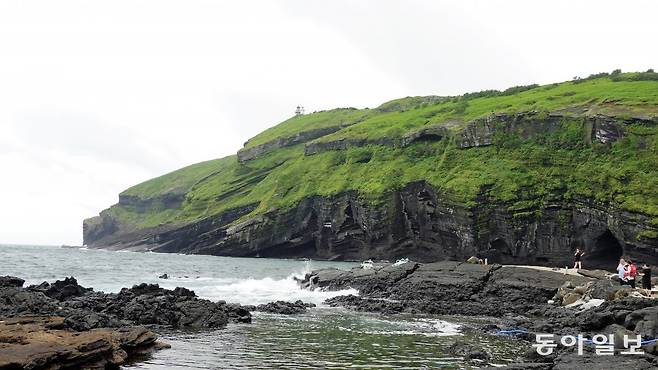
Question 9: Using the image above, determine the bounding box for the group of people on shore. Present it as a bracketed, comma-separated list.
[616, 257, 652, 290]
[573, 249, 653, 290]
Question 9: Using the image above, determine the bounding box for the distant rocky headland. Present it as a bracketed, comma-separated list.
[83, 72, 658, 269]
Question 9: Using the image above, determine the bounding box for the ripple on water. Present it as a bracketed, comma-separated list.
[125, 309, 525, 370]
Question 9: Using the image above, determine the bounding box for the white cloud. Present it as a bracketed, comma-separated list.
[0, 0, 656, 245]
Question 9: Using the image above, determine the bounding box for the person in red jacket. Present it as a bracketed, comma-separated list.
[625, 259, 638, 288]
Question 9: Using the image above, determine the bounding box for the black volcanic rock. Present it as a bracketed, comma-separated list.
[0, 276, 252, 329]
[28, 276, 92, 300]
[0, 275, 24, 287]
[244, 300, 316, 315]
[303, 261, 591, 316]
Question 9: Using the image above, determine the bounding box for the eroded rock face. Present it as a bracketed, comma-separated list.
[304, 137, 395, 155]
[0, 316, 163, 370]
[85, 180, 657, 269]
[238, 124, 354, 162]
[119, 192, 186, 212]
[454, 112, 656, 149]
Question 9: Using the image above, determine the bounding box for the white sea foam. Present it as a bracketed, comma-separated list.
[193, 276, 358, 306]
[337, 317, 462, 337]
[160, 262, 358, 306]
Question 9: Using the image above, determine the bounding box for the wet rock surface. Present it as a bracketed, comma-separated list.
[302, 261, 591, 316]
[0, 316, 165, 370]
[244, 300, 316, 315]
[301, 261, 658, 369]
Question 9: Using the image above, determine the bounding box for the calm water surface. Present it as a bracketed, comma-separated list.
[0, 244, 524, 369]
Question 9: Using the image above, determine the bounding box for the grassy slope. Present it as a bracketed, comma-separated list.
[313, 75, 658, 144]
[243, 108, 369, 148]
[121, 157, 235, 198]
[106, 73, 658, 230]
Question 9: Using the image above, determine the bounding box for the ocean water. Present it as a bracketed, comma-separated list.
[0, 244, 524, 369]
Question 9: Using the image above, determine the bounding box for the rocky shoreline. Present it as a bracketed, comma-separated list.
[300, 261, 658, 369]
[0, 274, 325, 369]
[2, 263, 656, 369]
[0, 276, 252, 369]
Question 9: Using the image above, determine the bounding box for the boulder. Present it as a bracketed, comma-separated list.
[584, 279, 623, 300]
[612, 286, 634, 300]
[0, 276, 24, 287]
[466, 256, 481, 264]
[624, 306, 658, 355]
[28, 276, 92, 300]
[561, 293, 582, 306]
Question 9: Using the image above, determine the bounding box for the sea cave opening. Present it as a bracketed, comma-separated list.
[487, 238, 514, 264]
[587, 230, 624, 270]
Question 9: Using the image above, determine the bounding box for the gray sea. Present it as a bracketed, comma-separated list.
[0, 244, 525, 369]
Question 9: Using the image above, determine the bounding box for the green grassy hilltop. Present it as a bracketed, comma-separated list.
[107, 72, 658, 233]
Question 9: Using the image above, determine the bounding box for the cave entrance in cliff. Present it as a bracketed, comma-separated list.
[587, 230, 623, 270]
[339, 205, 356, 232]
[488, 239, 514, 264]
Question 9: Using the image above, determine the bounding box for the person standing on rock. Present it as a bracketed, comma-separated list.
[573, 248, 584, 270]
[617, 258, 627, 285]
[641, 263, 652, 290]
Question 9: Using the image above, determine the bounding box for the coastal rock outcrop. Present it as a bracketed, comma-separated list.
[0, 276, 252, 328]
[0, 316, 164, 370]
[302, 261, 591, 316]
[244, 300, 316, 315]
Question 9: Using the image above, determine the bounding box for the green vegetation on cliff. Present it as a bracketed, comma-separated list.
[103, 72, 658, 231]
[314, 74, 658, 143]
[243, 108, 368, 148]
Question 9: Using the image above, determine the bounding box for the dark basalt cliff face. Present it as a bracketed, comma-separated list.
[85, 178, 657, 268]
[84, 103, 658, 267]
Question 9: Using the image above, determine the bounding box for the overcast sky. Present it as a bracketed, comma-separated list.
[1, 0, 656, 245]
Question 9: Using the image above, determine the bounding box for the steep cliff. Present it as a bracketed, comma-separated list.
[83, 72, 658, 267]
